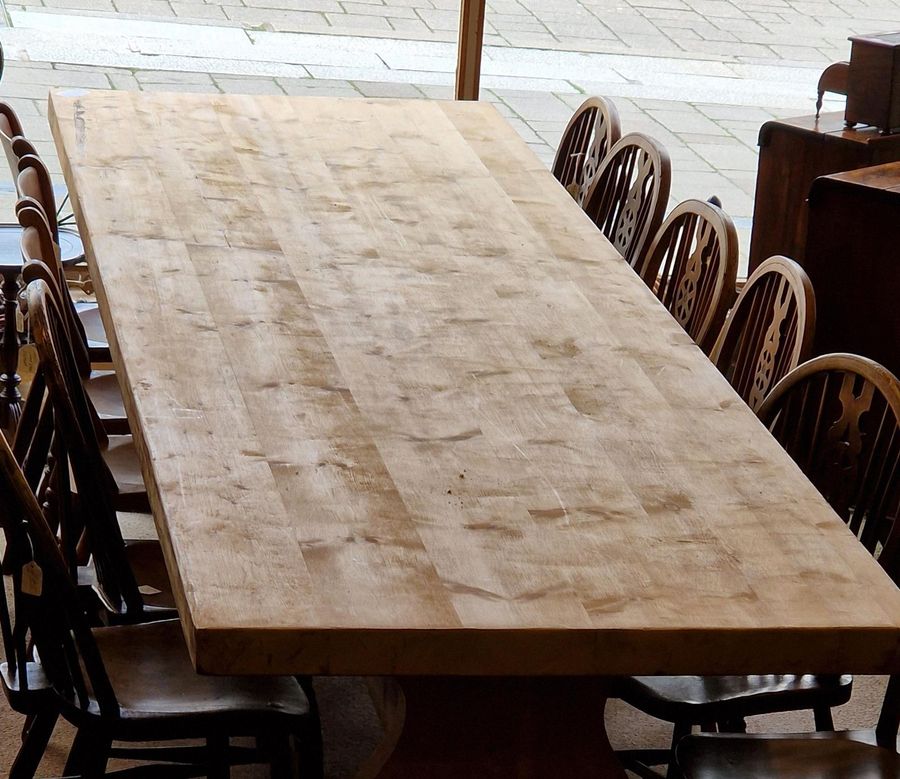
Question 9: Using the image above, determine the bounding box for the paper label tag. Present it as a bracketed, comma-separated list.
[21, 561, 42, 597]
[18, 343, 39, 390]
[565, 182, 581, 200]
[138, 584, 162, 596]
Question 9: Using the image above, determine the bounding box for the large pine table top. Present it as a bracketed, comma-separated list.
[50, 90, 900, 677]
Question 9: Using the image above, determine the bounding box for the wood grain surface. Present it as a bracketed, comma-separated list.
[50, 91, 900, 677]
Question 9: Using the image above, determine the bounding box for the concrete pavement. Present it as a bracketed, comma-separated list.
[0, 0, 897, 268]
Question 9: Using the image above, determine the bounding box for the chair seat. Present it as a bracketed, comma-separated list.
[124, 539, 176, 611]
[71, 434, 149, 513]
[85, 370, 129, 434]
[71, 620, 310, 741]
[104, 435, 148, 512]
[74, 302, 108, 348]
[619, 674, 853, 721]
[80, 539, 176, 613]
[676, 731, 900, 778]
[1, 660, 56, 714]
[75, 302, 126, 433]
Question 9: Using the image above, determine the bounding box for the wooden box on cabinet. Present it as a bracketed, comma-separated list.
[803, 162, 900, 378]
[846, 32, 900, 133]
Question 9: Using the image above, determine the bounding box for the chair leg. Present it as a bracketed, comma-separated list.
[814, 705, 835, 731]
[207, 735, 230, 779]
[665, 721, 691, 779]
[267, 734, 299, 779]
[296, 676, 325, 779]
[10, 710, 58, 779]
[21, 713, 35, 742]
[297, 722, 325, 779]
[63, 728, 111, 776]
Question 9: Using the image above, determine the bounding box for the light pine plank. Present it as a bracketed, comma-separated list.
[50, 91, 900, 676]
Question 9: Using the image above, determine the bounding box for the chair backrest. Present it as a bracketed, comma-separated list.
[0, 395, 120, 719]
[26, 279, 143, 617]
[0, 100, 24, 179]
[636, 198, 739, 355]
[582, 132, 671, 267]
[18, 203, 91, 379]
[816, 61, 850, 119]
[17, 153, 61, 242]
[760, 354, 900, 749]
[552, 96, 622, 205]
[710, 255, 816, 412]
[758, 353, 900, 572]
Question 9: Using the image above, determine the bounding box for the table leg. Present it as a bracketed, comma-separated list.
[359, 676, 624, 778]
[0, 267, 22, 436]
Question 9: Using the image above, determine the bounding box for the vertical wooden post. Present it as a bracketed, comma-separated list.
[0, 264, 22, 438]
[455, 0, 486, 101]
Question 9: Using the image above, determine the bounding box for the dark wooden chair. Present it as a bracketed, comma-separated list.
[635, 198, 739, 355]
[710, 255, 816, 412]
[678, 451, 899, 776]
[552, 96, 622, 204]
[24, 278, 173, 618]
[618, 353, 900, 779]
[674, 678, 900, 779]
[0, 105, 84, 266]
[758, 353, 900, 570]
[582, 132, 671, 267]
[18, 201, 128, 434]
[16, 152, 106, 352]
[816, 61, 850, 119]
[675, 681, 900, 778]
[618, 677, 854, 778]
[0, 396, 322, 778]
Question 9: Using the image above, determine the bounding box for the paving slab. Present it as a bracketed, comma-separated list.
[5, 0, 899, 64]
[0, 0, 895, 278]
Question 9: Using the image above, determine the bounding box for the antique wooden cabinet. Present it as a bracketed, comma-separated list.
[749, 112, 900, 272]
[803, 162, 900, 377]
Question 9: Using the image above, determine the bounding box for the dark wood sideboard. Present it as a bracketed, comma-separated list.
[750, 112, 900, 272]
[803, 162, 900, 377]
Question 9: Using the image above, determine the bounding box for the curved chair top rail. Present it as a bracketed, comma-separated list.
[0, 100, 24, 181]
[0, 100, 23, 141]
[17, 153, 60, 239]
[710, 254, 815, 412]
[552, 96, 622, 205]
[636, 198, 739, 355]
[582, 131, 672, 268]
[757, 352, 900, 575]
[19, 202, 94, 385]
